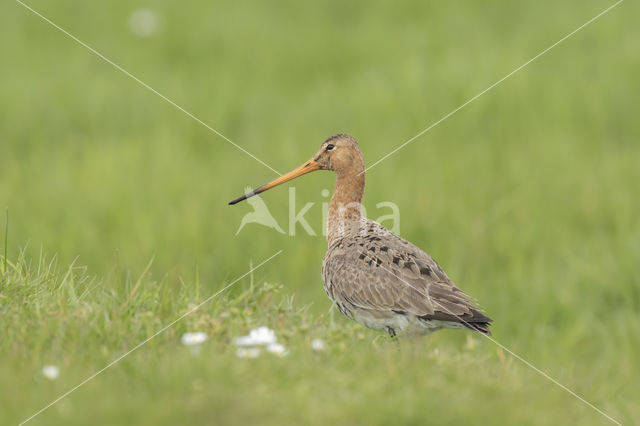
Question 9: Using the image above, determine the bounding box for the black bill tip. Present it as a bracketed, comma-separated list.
[228, 191, 255, 205]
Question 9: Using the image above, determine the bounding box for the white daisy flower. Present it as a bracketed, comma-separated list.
[311, 338, 326, 352]
[266, 343, 288, 357]
[42, 365, 60, 380]
[180, 332, 208, 346]
[233, 326, 277, 346]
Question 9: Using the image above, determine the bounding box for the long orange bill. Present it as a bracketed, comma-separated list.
[228, 158, 321, 205]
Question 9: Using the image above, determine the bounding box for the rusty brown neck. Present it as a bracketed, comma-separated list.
[326, 169, 365, 245]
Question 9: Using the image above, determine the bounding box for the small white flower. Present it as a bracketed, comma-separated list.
[42, 365, 59, 380]
[181, 332, 208, 346]
[311, 338, 326, 352]
[266, 343, 288, 357]
[233, 326, 277, 346]
[128, 9, 160, 38]
[236, 347, 261, 358]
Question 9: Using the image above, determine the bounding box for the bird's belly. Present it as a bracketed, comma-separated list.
[354, 311, 465, 337]
[354, 313, 410, 333]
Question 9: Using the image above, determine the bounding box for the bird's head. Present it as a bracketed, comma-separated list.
[228, 133, 364, 205]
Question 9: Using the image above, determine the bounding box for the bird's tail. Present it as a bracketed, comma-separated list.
[464, 310, 493, 335]
[464, 321, 492, 336]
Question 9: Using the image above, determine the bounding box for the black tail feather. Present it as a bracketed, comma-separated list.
[464, 321, 492, 336]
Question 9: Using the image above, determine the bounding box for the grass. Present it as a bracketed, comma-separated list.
[1, 252, 634, 426]
[1, 0, 639, 424]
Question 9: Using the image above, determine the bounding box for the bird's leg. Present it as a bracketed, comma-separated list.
[386, 326, 399, 344]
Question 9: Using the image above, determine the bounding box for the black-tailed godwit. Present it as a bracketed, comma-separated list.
[230, 134, 492, 337]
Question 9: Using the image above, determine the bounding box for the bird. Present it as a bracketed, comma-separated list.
[229, 134, 492, 338]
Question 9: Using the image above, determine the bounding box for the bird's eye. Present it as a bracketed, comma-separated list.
[326, 144, 335, 151]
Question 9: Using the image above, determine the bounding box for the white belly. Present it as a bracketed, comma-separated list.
[353, 311, 465, 337]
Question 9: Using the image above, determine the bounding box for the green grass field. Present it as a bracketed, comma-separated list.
[1, 0, 639, 424]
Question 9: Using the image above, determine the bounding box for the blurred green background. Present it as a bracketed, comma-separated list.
[1, 0, 638, 424]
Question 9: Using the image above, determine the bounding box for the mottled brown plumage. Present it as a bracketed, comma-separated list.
[230, 133, 492, 337]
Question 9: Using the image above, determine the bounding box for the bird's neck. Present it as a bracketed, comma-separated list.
[326, 170, 365, 245]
